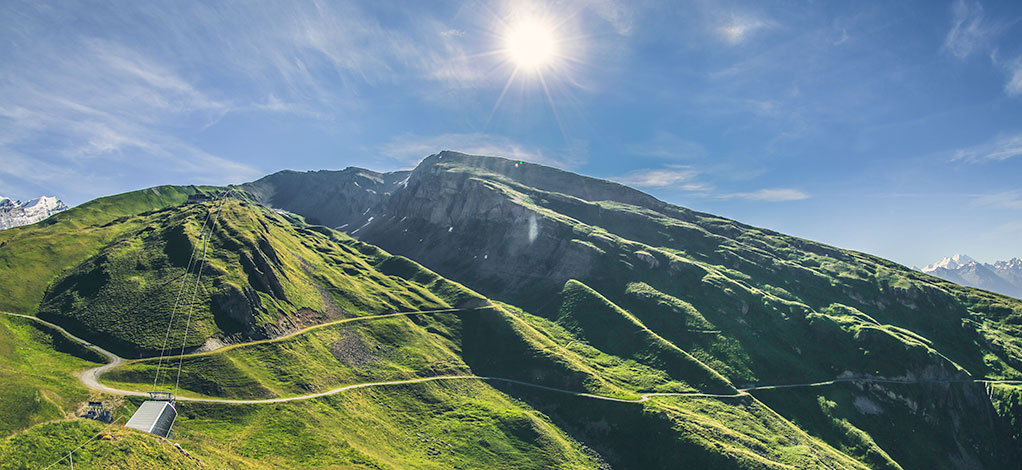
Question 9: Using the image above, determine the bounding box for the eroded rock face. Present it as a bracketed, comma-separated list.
[212, 284, 265, 327]
[354, 159, 602, 305]
[242, 167, 408, 230]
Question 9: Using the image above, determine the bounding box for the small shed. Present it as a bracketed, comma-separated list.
[83, 401, 112, 423]
[125, 393, 177, 438]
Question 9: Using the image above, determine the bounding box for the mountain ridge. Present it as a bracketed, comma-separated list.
[922, 254, 1022, 299]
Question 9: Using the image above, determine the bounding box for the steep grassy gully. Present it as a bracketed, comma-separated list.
[5, 310, 1019, 407]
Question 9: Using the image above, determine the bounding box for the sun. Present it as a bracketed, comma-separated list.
[483, 5, 584, 128]
[503, 18, 558, 71]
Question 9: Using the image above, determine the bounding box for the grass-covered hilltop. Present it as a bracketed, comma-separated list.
[2, 152, 1021, 469]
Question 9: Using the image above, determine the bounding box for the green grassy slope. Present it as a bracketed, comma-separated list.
[989, 383, 1022, 452]
[98, 265, 915, 470]
[756, 381, 1016, 470]
[0, 420, 202, 470]
[555, 279, 734, 394]
[488, 384, 869, 470]
[36, 199, 478, 356]
[0, 311, 608, 468]
[0, 315, 102, 437]
[0, 185, 208, 314]
[168, 381, 602, 470]
[2, 384, 607, 470]
[0, 310, 604, 469]
[100, 298, 883, 469]
[0, 189, 617, 467]
[104, 310, 482, 399]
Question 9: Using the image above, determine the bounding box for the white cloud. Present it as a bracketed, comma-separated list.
[719, 188, 810, 202]
[378, 133, 587, 169]
[944, 0, 990, 59]
[616, 166, 705, 189]
[952, 134, 1022, 163]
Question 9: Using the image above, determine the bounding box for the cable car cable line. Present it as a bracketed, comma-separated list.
[150, 194, 220, 392]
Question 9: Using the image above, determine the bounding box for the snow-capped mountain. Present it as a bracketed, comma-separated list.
[922, 254, 977, 272]
[0, 195, 69, 230]
[921, 254, 1022, 299]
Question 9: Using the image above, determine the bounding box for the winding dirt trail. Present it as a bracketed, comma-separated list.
[1, 312, 143, 396]
[4, 311, 1021, 406]
[174, 306, 495, 360]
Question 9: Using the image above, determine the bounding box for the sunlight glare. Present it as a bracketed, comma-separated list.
[504, 19, 557, 70]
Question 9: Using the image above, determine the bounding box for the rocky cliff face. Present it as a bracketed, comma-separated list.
[242, 167, 409, 231]
[357, 153, 605, 304]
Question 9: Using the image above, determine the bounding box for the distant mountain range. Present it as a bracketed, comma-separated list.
[921, 254, 1022, 299]
[0, 195, 68, 230]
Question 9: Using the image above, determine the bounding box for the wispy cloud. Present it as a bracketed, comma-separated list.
[0, 150, 109, 200]
[627, 132, 707, 160]
[615, 166, 707, 189]
[978, 220, 1022, 241]
[0, 33, 262, 203]
[944, 0, 991, 59]
[952, 134, 1022, 163]
[614, 162, 808, 201]
[717, 11, 774, 45]
[0, 1, 512, 202]
[585, 0, 636, 36]
[378, 133, 587, 170]
[719, 188, 810, 202]
[942, 0, 1022, 99]
[974, 190, 1022, 209]
[1006, 60, 1022, 96]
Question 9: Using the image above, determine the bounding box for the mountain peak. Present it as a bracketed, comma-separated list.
[922, 253, 977, 272]
[0, 194, 68, 230]
[921, 253, 1022, 298]
[994, 258, 1022, 269]
[416, 151, 671, 213]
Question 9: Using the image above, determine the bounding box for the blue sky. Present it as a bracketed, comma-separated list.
[1, 0, 1020, 268]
